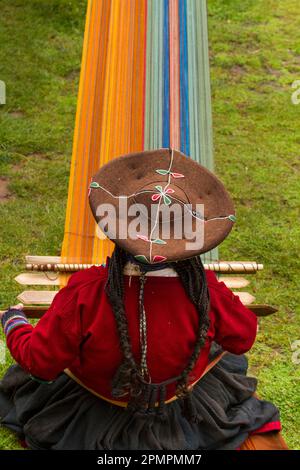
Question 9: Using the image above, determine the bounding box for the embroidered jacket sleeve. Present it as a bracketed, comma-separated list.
[206, 271, 258, 354]
[1, 272, 84, 382]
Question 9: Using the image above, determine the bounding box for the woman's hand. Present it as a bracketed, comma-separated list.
[0, 303, 24, 320]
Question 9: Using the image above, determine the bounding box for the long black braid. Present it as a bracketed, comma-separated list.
[104, 246, 140, 399]
[171, 257, 210, 393]
[105, 244, 211, 420]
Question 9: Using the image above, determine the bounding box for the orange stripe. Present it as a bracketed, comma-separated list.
[130, 0, 147, 151]
[62, 0, 100, 271]
[60, 0, 94, 286]
[75, 0, 101, 264]
[83, 0, 112, 264]
[99, 0, 125, 263]
[91, 0, 120, 264]
[61, 0, 148, 279]
[62, 0, 92, 253]
[69, 0, 96, 264]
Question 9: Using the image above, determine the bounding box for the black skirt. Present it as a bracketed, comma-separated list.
[0, 352, 280, 450]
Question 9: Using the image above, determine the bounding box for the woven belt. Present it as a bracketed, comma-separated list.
[64, 351, 226, 408]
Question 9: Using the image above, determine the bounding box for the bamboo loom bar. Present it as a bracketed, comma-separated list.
[25, 261, 263, 274]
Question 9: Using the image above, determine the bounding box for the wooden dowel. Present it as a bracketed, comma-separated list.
[25, 261, 263, 274]
[22, 303, 277, 319]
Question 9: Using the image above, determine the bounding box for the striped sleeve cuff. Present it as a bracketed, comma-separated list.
[1, 308, 30, 337]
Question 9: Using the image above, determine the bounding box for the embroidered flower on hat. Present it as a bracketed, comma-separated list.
[151, 185, 175, 205]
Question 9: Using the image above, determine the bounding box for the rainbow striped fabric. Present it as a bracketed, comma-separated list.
[61, 0, 217, 286]
[1, 309, 30, 337]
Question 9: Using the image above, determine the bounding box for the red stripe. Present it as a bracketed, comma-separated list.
[250, 420, 282, 435]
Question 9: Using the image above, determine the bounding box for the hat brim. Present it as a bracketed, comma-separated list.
[88, 148, 235, 263]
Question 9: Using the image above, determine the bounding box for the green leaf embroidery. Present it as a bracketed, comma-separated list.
[163, 195, 172, 205]
[152, 238, 166, 245]
[228, 215, 236, 222]
[155, 169, 169, 176]
[90, 182, 100, 188]
[134, 255, 150, 264]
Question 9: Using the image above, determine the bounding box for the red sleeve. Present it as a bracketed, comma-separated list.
[6, 271, 84, 381]
[206, 271, 258, 354]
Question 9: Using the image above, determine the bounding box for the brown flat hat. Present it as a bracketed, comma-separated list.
[88, 148, 236, 264]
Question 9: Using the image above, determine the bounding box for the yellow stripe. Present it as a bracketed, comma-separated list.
[60, 0, 93, 286]
[83, 0, 111, 265]
[91, 0, 118, 264]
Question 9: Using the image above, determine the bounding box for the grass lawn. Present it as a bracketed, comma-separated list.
[0, 0, 299, 450]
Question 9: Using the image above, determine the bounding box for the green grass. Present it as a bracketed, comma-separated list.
[0, 0, 299, 450]
[208, 0, 300, 449]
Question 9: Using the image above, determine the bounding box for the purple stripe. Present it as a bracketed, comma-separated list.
[5, 315, 27, 326]
[5, 321, 29, 336]
[4, 318, 29, 336]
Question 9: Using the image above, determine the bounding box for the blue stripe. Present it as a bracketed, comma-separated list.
[179, 0, 190, 156]
[162, 0, 170, 148]
[5, 320, 29, 336]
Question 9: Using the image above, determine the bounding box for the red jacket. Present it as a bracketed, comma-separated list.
[4, 263, 257, 403]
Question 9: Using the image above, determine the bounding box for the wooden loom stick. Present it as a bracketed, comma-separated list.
[15, 273, 60, 286]
[17, 290, 254, 307]
[21, 304, 277, 319]
[15, 272, 249, 290]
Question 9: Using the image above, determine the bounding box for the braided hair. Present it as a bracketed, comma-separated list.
[105, 244, 211, 419]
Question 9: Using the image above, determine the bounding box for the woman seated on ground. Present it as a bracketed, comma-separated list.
[0, 149, 283, 450]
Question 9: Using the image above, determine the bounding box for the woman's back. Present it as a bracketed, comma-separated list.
[4, 264, 257, 404]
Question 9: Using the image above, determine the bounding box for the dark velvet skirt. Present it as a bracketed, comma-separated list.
[0, 352, 280, 450]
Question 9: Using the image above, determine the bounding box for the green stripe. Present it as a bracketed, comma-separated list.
[195, 0, 214, 172]
[144, 0, 218, 261]
[145, 0, 164, 150]
[187, 0, 217, 261]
